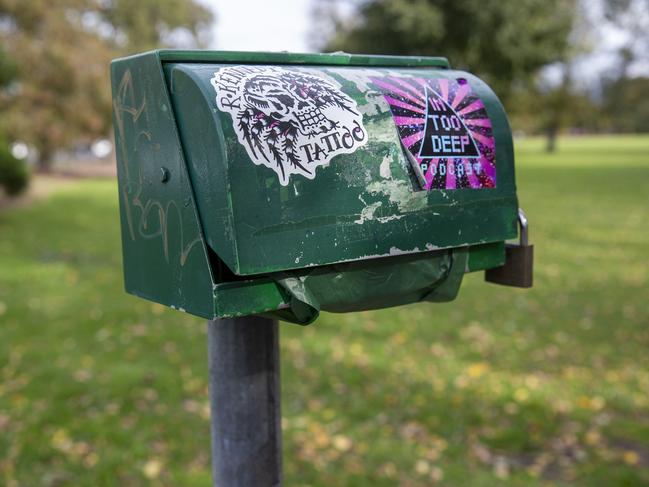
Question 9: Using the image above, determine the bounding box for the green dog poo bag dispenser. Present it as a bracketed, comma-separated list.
[111, 50, 531, 325]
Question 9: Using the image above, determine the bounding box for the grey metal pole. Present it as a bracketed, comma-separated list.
[207, 317, 282, 487]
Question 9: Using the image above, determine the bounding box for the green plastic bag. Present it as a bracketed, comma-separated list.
[270, 248, 468, 325]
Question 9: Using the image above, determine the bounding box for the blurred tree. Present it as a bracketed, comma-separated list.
[600, 0, 649, 133]
[0, 43, 28, 196]
[601, 77, 649, 132]
[513, 76, 605, 148]
[0, 140, 28, 196]
[0, 43, 16, 87]
[0, 0, 213, 170]
[603, 0, 649, 78]
[315, 0, 576, 106]
[96, 0, 213, 51]
[535, 0, 596, 151]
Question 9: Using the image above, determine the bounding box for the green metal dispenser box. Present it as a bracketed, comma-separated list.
[111, 50, 524, 325]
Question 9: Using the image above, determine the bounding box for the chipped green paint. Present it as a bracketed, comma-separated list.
[366, 179, 429, 213]
[111, 50, 519, 324]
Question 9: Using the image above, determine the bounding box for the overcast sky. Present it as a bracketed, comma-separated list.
[201, 0, 313, 52]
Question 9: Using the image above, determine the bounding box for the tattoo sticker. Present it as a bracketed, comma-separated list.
[211, 66, 368, 185]
[371, 76, 496, 190]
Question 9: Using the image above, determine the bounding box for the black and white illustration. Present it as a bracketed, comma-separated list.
[211, 66, 368, 185]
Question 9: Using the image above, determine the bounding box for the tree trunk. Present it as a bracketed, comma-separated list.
[546, 125, 558, 153]
[37, 147, 53, 173]
[544, 60, 573, 154]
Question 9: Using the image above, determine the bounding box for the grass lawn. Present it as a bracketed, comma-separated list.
[1, 135, 648, 486]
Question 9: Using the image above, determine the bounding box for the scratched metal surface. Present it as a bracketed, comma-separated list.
[110, 50, 518, 321]
[111, 52, 215, 317]
[166, 62, 518, 276]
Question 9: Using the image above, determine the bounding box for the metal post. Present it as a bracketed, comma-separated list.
[207, 317, 282, 487]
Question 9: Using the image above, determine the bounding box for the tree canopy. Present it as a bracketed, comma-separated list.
[0, 43, 16, 87]
[319, 0, 577, 104]
[0, 0, 213, 168]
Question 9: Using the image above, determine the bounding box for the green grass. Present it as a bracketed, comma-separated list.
[1, 135, 648, 486]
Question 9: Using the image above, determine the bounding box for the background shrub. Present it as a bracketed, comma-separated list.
[0, 142, 29, 196]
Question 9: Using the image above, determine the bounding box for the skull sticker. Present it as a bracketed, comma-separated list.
[211, 66, 368, 185]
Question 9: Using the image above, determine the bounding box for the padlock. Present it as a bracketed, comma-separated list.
[485, 208, 533, 288]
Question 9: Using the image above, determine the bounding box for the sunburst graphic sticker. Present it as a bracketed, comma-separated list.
[371, 76, 496, 190]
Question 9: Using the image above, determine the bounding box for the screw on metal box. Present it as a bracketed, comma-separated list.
[485, 208, 534, 288]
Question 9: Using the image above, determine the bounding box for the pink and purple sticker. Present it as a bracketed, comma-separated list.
[371, 76, 496, 190]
